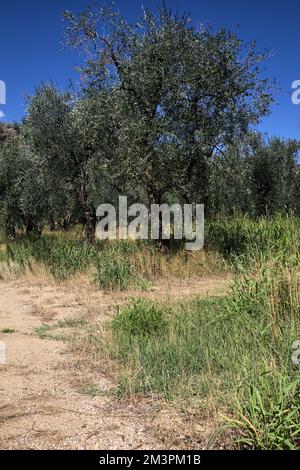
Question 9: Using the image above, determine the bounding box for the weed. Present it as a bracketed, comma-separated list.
[112, 299, 168, 336]
[94, 253, 132, 291]
[136, 277, 154, 291]
[226, 374, 300, 449]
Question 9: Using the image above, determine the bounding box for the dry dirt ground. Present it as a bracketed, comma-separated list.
[0, 275, 229, 450]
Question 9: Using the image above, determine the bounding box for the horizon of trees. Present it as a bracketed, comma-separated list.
[0, 4, 299, 243]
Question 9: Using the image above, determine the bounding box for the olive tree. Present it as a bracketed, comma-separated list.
[64, 5, 274, 212]
[0, 131, 51, 237]
[25, 83, 117, 242]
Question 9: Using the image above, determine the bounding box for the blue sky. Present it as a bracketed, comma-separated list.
[0, 0, 300, 139]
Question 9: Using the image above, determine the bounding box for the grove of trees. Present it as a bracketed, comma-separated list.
[0, 5, 299, 242]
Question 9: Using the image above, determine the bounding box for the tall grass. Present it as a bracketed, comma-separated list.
[100, 258, 300, 448]
[32, 238, 96, 280]
[206, 216, 300, 268]
[94, 252, 133, 291]
[0, 230, 228, 286]
[225, 373, 300, 450]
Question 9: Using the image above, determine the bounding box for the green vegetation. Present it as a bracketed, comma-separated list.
[0, 3, 299, 451]
[0, 230, 226, 285]
[0, 215, 299, 449]
[106, 262, 300, 448]
[0, 328, 16, 334]
[112, 300, 168, 337]
[34, 324, 67, 341]
[207, 216, 299, 262]
[227, 375, 300, 450]
[2, 4, 294, 244]
[34, 317, 87, 341]
[94, 252, 133, 291]
[59, 216, 299, 449]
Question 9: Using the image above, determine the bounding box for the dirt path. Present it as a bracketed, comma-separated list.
[0, 276, 229, 450]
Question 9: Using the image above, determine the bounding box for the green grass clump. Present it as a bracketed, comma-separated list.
[34, 324, 66, 341]
[112, 299, 167, 336]
[1, 328, 16, 334]
[94, 252, 133, 291]
[136, 277, 154, 291]
[0, 236, 98, 280]
[227, 373, 300, 450]
[5, 242, 33, 267]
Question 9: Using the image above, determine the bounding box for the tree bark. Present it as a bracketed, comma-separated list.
[77, 170, 96, 244]
[62, 214, 71, 232]
[24, 214, 43, 238]
[49, 217, 56, 232]
[5, 220, 16, 240]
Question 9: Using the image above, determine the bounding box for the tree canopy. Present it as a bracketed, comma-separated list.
[0, 4, 298, 241]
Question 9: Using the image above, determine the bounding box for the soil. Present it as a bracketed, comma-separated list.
[0, 275, 229, 449]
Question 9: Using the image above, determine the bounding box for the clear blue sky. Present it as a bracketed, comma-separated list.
[1, 0, 300, 139]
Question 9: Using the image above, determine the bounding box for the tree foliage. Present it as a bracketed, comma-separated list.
[0, 5, 298, 241]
